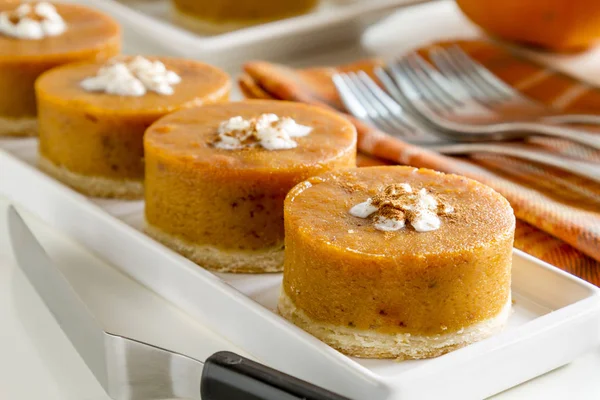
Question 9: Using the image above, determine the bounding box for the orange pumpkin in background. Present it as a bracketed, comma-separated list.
[456, 0, 600, 51]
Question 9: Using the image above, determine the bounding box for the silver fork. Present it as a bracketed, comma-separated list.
[430, 45, 600, 126]
[332, 71, 600, 183]
[387, 53, 600, 150]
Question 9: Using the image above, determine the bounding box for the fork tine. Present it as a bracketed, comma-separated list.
[444, 46, 512, 102]
[355, 71, 418, 133]
[389, 58, 450, 124]
[375, 65, 433, 136]
[332, 73, 400, 134]
[396, 55, 455, 114]
[340, 73, 392, 132]
[405, 52, 463, 106]
[336, 69, 446, 143]
[341, 73, 396, 133]
[427, 47, 461, 81]
[350, 72, 411, 133]
[449, 45, 600, 124]
[355, 71, 402, 115]
[398, 53, 600, 149]
[428, 47, 494, 105]
[337, 73, 382, 126]
[388, 59, 436, 113]
[447, 45, 517, 99]
[371, 67, 447, 143]
[389, 58, 486, 136]
[374, 66, 413, 109]
[332, 74, 370, 121]
[375, 65, 438, 120]
[404, 52, 462, 109]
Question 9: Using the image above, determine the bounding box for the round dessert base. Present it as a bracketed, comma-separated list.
[278, 290, 512, 360]
[38, 155, 143, 199]
[0, 116, 37, 137]
[145, 222, 284, 274]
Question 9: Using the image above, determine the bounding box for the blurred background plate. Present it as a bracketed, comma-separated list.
[66, 0, 433, 66]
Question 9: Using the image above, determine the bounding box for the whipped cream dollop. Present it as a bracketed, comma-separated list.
[349, 183, 453, 232]
[212, 114, 312, 151]
[80, 56, 182, 97]
[0, 2, 66, 40]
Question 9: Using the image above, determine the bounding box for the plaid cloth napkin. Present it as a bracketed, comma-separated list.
[240, 40, 600, 285]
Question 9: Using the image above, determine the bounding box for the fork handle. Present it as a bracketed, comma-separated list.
[431, 142, 600, 183]
[513, 122, 600, 150]
[542, 114, 600, 126]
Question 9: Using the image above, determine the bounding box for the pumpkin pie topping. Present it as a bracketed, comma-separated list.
[212, 113, 312, 151]
[80, 56, 182, 97]
[0, 2, 66, 40]
[349, 183, 454, 232]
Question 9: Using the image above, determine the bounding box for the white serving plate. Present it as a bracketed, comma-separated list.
[2, 138, 600, 399]
[64, 0, 432, 65]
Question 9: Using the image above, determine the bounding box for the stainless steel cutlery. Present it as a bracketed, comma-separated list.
[429, 45, 600, 126]
[332, 48, 600, 182]
[387, 52, 600, 150]
[333, 71, 600, 182]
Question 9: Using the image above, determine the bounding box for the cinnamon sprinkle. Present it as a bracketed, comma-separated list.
[349, 183, 454, 232]
[8, 7, 43, 23]
[211, 114, 312, 151]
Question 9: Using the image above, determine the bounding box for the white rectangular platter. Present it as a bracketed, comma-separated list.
[2, 135, 600, 400]
[65, 0, 432, 64]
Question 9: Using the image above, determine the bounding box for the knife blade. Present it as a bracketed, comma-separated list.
[7, 205, 351, 400]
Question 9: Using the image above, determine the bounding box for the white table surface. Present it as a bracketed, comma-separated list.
[2, 1, 600, 399]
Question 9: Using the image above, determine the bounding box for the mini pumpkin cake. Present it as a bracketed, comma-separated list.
[279, 166, 515, 359]
[0, 1, 121, 136]
[144, 100, 357, 273]
[172, 0, 319, 33]
[36, 56, 230, 198]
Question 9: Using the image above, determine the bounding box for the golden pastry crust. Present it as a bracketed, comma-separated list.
[0, 116, 37, 137]
[145, 222, 284, 273]
[278, 290, 512, 360]
[38, 155, 143, 199]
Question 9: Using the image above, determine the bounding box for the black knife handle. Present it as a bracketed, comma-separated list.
[201, 351, 352, 400]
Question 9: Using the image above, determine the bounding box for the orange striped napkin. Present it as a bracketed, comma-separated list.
[240, 40, 600, 286]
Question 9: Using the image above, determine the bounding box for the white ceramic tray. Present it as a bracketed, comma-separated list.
[65, 0, 432, 65]
[2, 137, 600, 400]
